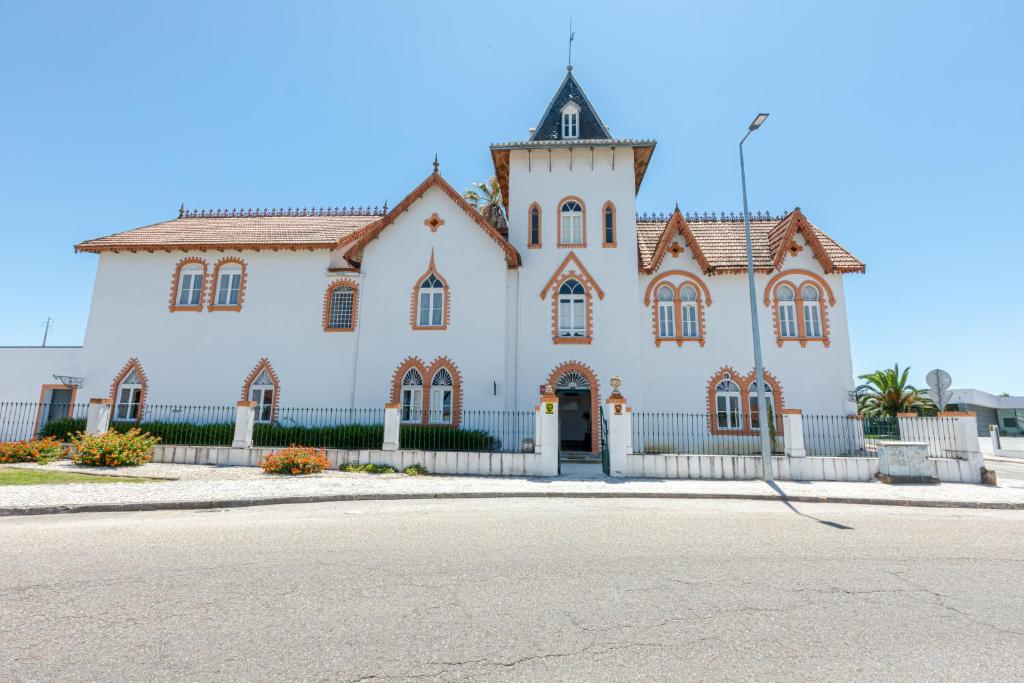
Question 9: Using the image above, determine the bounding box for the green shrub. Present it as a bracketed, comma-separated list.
[402, 464, 429, 476]
[254, 423, 385, 449]
[40, 418, 86, 441]
[109, 420, 234, 446]
[399, 425, 499, 451]
[0, 437, 66, 464]
[339, 462, 396, 474]
[70, 429, 159, 467]
[259, 446, 330, 475]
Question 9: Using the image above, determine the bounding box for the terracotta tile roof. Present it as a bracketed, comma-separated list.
[75, 209, 382, 253]
[636, 209, 864, 274]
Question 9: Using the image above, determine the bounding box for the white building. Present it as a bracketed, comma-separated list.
[3, 69, 865, 452]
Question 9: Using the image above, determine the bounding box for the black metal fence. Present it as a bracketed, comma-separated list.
[256, 408, 385, 449]
[400, 410, 535, 453]
[632, 412, 782, 456]
[0, 402, 89, 442]
[800, 415, 894, 457]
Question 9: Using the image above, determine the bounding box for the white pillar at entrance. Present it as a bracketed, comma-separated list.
[537, 386, 559, 477]
[606, 380, 631, 477]
[85, 398, 112, 435]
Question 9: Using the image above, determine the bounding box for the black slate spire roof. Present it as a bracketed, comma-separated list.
[529, 68, 612, 142]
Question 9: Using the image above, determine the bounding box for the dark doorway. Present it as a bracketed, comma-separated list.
[557, 389, 592, 451]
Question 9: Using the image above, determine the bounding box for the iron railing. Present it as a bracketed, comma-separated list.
[109, 404, 238, 446]
[632, 412, 782, 456]
[0, 402, 89, 442]
[800, 415, 896, 457]
[255, 408, 385, 449]
[400, 410, 535, 453]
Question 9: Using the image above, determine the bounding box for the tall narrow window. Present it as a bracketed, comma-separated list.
[657, 285, 676, 338]
[558, 279, 587, 338]
[777, 285, 798, 338]
[561, 103, 579, 139]
[802, 285, 822, 338]
[529, 204, 541, 247]
[602, 203, 615, 246]
[418, 274, 445, 327]
[176, 267, 204, 307]
[559, 200, 584, 245]
[114, 369, 142, 421]
[429, 368, 454, 424]
[400, 369, 423, 423]
[680, 285, 699, 338]
[715, 378, 742, 430]
[215, 266, 242, 307]
[249, 369, 275, 423]
[328, 286, 354, 329]
[748, 381, 775, 431]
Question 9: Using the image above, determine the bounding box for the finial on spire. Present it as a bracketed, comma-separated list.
[674, 202, 680, 213]
[433, 154, 439, 174]
[382, 200, 388, 214]
[178, 203, 185, 219]
[567, 18, 575, 71]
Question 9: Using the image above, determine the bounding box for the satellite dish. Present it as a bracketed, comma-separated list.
[925, 369, 952, 410]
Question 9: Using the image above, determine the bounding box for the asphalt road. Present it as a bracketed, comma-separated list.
[2, 499, 1023, 682]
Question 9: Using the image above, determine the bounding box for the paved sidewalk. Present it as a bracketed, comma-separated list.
[2, 461, 1024, 515]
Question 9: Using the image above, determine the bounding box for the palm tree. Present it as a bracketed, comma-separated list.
[856, 364, 936, 417]
[463, 177, 508, 234]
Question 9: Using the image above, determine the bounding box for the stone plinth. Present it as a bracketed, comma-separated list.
[876, 441, 938, 485]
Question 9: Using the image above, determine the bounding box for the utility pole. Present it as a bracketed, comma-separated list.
[41, 317, 53, 347]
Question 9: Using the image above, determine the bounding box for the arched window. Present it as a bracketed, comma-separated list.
[801, 285, 822, 338]
[114, 368, 143, 422]
[400, 368, 423, 423]
[680, 285, 699, 338]
[602, 202, 616, 246]
[715, 377, 742, 430]
[561, 102, 579, 139]
[528, 204, 541, 247]
[559, 200, 584, 246]
[209, 258, 246, 311]
[429, 368, 454, 424]
[417, 274, 445, 327]
[249, 369, 275, 423]
[558, 279, 587, 338]
[747, 381, 775, 431]
[324, 281, 357, 331]
[170, 259, 207, 311]
[777, 285, 798, 338]
[657, 285, 676, 338]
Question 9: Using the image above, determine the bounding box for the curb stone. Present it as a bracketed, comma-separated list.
[2, 490, 1024, 517]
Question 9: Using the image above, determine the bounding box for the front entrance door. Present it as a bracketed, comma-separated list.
[557, 389, 592, 451]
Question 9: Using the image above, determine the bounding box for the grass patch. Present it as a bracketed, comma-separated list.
[339, 463, 397, 474]
[0, 467, 157, 486]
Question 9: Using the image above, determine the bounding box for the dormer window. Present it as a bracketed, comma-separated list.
[561, 102, 580, 139]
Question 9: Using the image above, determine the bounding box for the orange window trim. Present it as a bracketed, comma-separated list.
[389, 356, 463, 427]
[208, 256, 248, 312]
[555, 195, 587, 248]
[409, 252, 451, 331]
[33, 383, 78, 436]
[168, 257, 208, 312]
[549, 272, 594, 345]
[766, 272, 832, 348]
[322, 278, 360, 332]
[527, 202, 542, 249]
[108, 358, 149, 423]
[546, 361, 601, 453]
[241, 358, 281, 424]
[645, 271, 712, 348]
[601, 201, 617, 247]
[705, 366, 785, 436]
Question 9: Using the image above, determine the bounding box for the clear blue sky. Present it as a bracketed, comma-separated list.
[1, 1, 1021, 393]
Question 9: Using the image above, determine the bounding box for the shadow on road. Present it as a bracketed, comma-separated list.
[768, 481, 854, 530]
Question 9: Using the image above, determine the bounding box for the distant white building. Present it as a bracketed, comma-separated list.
[948, 389, 1024, 436]
[2, 69, 865, 452]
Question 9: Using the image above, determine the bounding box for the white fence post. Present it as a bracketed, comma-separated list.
[231, 400, 256, 449]
[85, 398, 112, 435]
[989, 424, 1001, 452]
[942, 411, 984, 474]
[848, 415, 867, 455]
[606, 380, 631, 477]
[383, 403, 401, 452]
[537, 386, 559, 476]
[781, 409, 805, 457]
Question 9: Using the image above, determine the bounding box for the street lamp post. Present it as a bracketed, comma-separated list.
[739, 113, 774, 482]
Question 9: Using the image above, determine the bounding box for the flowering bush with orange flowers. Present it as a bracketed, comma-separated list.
[70, 429, 159, 467]
[0, 437, 66, 464]
[258, 446, 330, 475]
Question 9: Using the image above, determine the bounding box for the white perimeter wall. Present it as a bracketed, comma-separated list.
[0, 347, 83, 403]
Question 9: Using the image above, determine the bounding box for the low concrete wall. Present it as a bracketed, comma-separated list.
[150, 445, 551, 476]
[625, 454, 980, 484]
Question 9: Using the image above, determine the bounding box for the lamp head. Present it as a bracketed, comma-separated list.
[748, 113, 769, 131]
